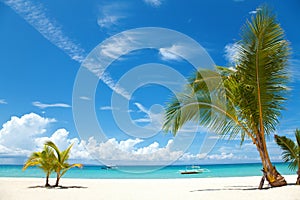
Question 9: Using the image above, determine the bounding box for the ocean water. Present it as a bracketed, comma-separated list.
[0, 163, 295, 179]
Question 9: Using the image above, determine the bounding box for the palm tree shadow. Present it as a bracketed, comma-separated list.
[56, 186, 88, 189]
[190, 185, 271, 192]
[28, 185, 87, 189]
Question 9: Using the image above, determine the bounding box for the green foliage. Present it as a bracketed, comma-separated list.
[23, 145, 56, 173]
[163, 5, 290, 145]
[275, 130, 300, 171]
[45, 141, 83, 185]
[23, 141, 83, 186]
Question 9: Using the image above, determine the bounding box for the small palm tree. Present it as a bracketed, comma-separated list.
[275, 129, 300, 185]
[163, 5, 290, 187]
[23, 145, 56, 187]
[45, 141, 83, 187]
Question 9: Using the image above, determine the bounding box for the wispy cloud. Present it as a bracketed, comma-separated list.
[133, 102, 164, 130]
[143, 0, 162, 7]
[79, 96, 91, 101]
[289, 59, 300, 83]
[3, 0, 86, 63]
[159, 45, 184, 61]
[98, 15, 120, 29]
[97, 3, 126, 30]
[134, 118, 152, 123]
[99, 106, 114, 111]
[32, 101, 71, 109]
[249, 8, 261, 15]
[100, 34, 134, 60]
[224, 42, 240, 64]
[0, 99, 7, 104]
[5, 0, 133, 103]
[101, 72, 131, 100]
[134, 102, 150, 114]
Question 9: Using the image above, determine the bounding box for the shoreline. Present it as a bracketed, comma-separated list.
[1, 175, 299, 200]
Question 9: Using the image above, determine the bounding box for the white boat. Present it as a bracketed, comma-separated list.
[180, 166, 209, 174]
[101, 165, 118, 170]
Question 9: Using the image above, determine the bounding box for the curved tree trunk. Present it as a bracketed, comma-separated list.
[45, 172, 50, 187]
[296, 170, 300, 185]
[55, 173, 60, 187]
[256, 135, 287, 188]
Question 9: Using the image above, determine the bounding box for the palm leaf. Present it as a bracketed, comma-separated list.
[60, 163, 83, 177]
[237, 6, 290, 135]
[275, 134, 298, 170]
[295, 129, 300, 148]
[45, 141, 61, 162]
[164, 6, 290, 146]
[60, 143, 73, 163]
[163, 69, 254, 143]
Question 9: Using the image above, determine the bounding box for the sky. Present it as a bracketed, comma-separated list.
[0, 0, 300, 166]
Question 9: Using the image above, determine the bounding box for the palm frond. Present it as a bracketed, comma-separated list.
[163, 69, 254, 143]
[45, 141, 61, 162]
[60, 163, 83, 177]
[61, 143, 73, 163]
[275, 134, 298, 170]
[295, 129, 300, 148]
[237, 5, 290, 135]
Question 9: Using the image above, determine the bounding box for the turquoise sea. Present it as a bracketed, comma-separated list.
[0, 163, 295, 179]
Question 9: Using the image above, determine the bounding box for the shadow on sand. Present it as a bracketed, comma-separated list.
[190, 183, 297, 192]
[190, 185, 270, 192]
[28, 185, 88, 189]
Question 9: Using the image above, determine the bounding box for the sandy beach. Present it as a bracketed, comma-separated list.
[0, 175, 299, 200]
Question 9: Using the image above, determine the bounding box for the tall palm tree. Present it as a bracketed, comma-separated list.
[163, 6, 290, 187]
[45, 141, 83, 187]
[275, 129, 300, 185]
[23, 145, 56, 187]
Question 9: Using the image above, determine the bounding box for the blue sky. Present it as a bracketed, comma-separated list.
[0, 0, 299, 165]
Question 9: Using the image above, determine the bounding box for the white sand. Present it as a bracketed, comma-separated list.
[0, 176, 299, 200]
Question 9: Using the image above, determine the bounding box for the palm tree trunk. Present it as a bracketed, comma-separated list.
[296, 169, 300, 185]
[55, 173, 60, 187]
[256, 135, 287, 188]
[45, 172, 50, 187]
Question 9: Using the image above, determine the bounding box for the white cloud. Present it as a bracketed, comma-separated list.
[134, 118, 151, 123]
[99, 106, 114, 111]
[134, 102, 149, 114]
[79, 96, 91, 101]
[32, 101, 71, 109]
[34, 128, 90, 159]
[289, 59, 300, 83]
[85, 138, 183, 163]
[249, 8, 261, 15]
[97, 3, 126, 29]
[1, 112, 279, 164]
[144, 0, 162, 7]
[179, 152, 207, 161]
[97, 15, 121, 29]
[0, 113, 55, 153]
[101, 72, 131, 100]
[100, 35, 133, 60]
[207, 152, 234, 160]
[159, 45, 184, 61]
[0, 113, 184, 163]
[224, 42, 240, 64]
[3, 0, 86, 63]
[0, 99, 7, 104]
[133, 102, 164, 130]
